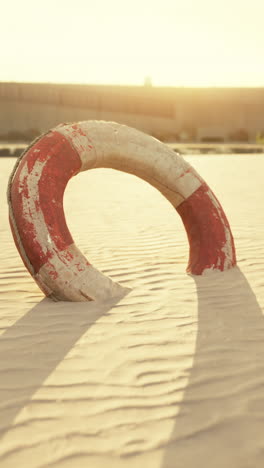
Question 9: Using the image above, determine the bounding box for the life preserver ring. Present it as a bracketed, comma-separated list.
[8, 121, 236, 302]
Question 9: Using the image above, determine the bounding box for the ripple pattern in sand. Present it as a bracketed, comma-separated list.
[0, 157, 264, 468]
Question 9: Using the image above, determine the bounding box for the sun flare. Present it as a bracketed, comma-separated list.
[1, 0, 264, 87]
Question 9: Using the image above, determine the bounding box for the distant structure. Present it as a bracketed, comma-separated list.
[144, 76, 152, 87]
[1, 82, 264, 142]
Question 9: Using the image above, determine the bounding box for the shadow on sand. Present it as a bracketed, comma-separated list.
[1, 268, 264, 466]
[162, 266, 264, 468]
[0, 295, 124, 442]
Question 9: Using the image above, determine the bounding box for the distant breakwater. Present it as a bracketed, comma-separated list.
[0, 145, 27, 157]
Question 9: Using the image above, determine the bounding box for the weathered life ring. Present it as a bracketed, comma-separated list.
[8, 121, 236, 302]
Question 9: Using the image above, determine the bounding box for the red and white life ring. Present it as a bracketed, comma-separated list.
[8, 121, 236, 302]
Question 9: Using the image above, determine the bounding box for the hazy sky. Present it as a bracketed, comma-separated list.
[1, 0, 264, 86]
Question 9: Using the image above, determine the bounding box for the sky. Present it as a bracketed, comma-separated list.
[1, 0, 264, 87]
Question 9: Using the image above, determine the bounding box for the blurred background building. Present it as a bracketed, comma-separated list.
[1, 82, 264, 143]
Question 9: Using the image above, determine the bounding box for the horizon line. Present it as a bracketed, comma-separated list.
[1, 80, 264, 90]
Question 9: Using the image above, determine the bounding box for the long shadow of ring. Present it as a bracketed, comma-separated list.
[0, 295, 124, 442]
[1, 269, 263, 466]
[162, 266, 264, 468]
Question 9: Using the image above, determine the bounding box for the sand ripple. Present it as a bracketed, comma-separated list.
[1, 156, 264, 467]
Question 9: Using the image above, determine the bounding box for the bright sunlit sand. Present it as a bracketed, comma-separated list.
[0, 153, 264, 467]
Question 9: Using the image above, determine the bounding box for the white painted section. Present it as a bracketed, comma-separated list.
[56, 121, 202, 208]
[35, 244, 129, 302]
[174, 171, 201, 199]
[18, 156, 53, 256]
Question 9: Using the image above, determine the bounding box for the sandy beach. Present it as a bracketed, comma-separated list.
[1, 154, 264, 468]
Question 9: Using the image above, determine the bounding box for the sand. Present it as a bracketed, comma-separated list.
[0, 154, 264, 468]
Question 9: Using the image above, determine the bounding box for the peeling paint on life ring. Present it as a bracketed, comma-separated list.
[8, 120, 236, 302]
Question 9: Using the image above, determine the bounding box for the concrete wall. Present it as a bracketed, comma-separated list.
[0, 100, 177, 139]
[1, 82, 264, 141]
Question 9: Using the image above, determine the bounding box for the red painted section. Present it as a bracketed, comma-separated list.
[177, 183, 236, 274]
[10, 131, 82, 274]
